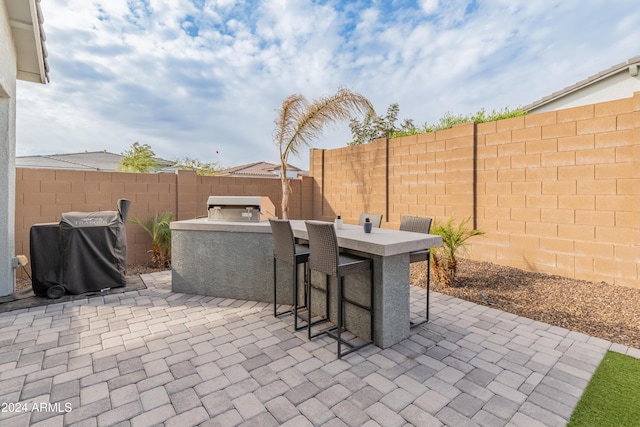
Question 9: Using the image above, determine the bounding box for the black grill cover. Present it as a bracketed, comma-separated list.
[30, 199, 131, 297]
[30, 223, 63, 297]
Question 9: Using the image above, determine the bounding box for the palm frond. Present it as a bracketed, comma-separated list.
[274, 87, 374, 158]
[274, 94, 307, 157]
[273, 87, 373, 219]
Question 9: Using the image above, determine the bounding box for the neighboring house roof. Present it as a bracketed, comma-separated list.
[16, 151, 173, 172]
[524, 56, 640, 113]
[218, 161, 309, 179]
[16, 153, 309, 177]
[6, 0, 49, 83]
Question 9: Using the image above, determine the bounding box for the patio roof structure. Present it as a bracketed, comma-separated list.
[6, 0, 48, 84]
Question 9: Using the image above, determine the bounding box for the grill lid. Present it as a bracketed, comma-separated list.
[206, 196, 276, 222]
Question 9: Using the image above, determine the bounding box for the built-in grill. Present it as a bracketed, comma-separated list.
[207, 196, 276, 222]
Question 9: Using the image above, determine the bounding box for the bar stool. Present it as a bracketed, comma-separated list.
[358, 213, 383, 228]
[400, 215, 432, 327]
[305, 221, 374, 358]
[269, 219, 310, 331]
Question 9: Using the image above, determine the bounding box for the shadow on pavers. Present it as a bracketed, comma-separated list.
[0, 275, 147, 314]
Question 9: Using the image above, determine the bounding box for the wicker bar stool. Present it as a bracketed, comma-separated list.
[269, 219, 310, 331]
[305, 221, 374, 358]
[357, 213, 383, 228]
[400, 215, 432, 327]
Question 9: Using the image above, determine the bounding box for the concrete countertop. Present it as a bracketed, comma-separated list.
[170, 218, 273, 233]
[171, 218, 442, 257]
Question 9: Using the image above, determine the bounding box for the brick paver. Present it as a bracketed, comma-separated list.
[0, 271, 637, 426]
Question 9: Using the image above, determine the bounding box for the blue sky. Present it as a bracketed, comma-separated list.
[16, 0, 639, 170]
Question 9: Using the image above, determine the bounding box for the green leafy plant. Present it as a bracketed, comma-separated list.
[349, 103, 418, 145]
[349, 104, 525, 144]
[117, 142, 160, 173]
[173, 157, 221, 176]
[417, 107, 525, 134]
[430, 217, 484, 287]
[130, 211, 172, 268]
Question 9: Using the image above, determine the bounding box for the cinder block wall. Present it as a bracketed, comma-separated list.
[172, 170, 308, 220]
[310, 92, 640, 288]
[474, 95, 639, 287]
[15, 169, 306, 276]
[310, 123, 477, 225]
[15, 168, 178, 271]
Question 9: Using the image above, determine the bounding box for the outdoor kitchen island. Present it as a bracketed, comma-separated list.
[170, 218, 442, 348]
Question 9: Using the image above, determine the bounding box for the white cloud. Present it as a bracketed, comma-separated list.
[419, 0, 439, 15]
[15, 0, 640, 169]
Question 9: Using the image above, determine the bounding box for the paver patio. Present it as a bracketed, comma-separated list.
[0, 271, 638, 427]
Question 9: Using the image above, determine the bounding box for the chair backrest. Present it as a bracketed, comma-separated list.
[269, 219, 296, 263]
[305, 221, 339, 277]
[358, 213, 383, 228]
[399, 215, 432, 234]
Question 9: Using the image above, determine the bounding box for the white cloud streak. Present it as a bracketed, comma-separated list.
[16, 0, 640, 169]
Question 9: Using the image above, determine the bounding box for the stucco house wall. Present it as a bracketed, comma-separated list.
[0, 0, 47, 296]
[0, 0, 18, 297]
[526, 56, 640, 113]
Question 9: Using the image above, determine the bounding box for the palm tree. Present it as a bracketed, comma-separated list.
[130, 211, 172, 268]
[430, 217, 484, 287]
[273, 87, 374, 219]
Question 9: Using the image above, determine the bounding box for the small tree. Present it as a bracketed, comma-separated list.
[430, 217, 484, 287]
[130, 211, 172, 268]
[349, 103, 417, 145]
[118, 142, 159, 173]
[273, 87, 374, 219]
[174, 157, 221, 176]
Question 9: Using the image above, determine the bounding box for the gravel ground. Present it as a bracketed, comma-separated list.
[16, 260, 639, 349]
[410, 258, 640, 350]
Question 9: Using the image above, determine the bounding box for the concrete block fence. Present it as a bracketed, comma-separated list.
[310, 93, 639, 288]
[15, 169, 312, 277]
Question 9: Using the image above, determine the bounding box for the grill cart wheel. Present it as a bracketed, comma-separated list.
[47, 285, 65, 299]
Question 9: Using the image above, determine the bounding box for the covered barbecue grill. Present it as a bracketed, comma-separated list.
[30, 199, 131, 298]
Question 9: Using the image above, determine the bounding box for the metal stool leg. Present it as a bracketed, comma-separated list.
[293, 262, 300, 329]
[273, 258, 277, 317]
[294, 259, 310, 331]
[274, 258, 296, 318]
[426, 254, 430, 322]
[410, 254, 430, 329]
[306, 267, 331, 340]
[328, 264, 374, 359]
[337, 277, 343, 357]
[273, 258, 291, 317]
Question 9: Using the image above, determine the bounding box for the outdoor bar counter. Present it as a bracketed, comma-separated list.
[171, 218, 442, 348]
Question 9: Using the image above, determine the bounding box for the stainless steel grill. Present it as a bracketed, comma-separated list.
[207, 196, 276, 222]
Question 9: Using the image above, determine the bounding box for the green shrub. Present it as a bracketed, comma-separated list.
[349, 103, 525, 144]
[430, 217, 484, 287]
[130, 211, 172, 268]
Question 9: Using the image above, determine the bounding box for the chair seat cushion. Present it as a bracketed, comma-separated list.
[409, 249, 429, 263]
[337, 254, 371, 276]
[295, 244, 310, 256]
[295, 244, 310, 262]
